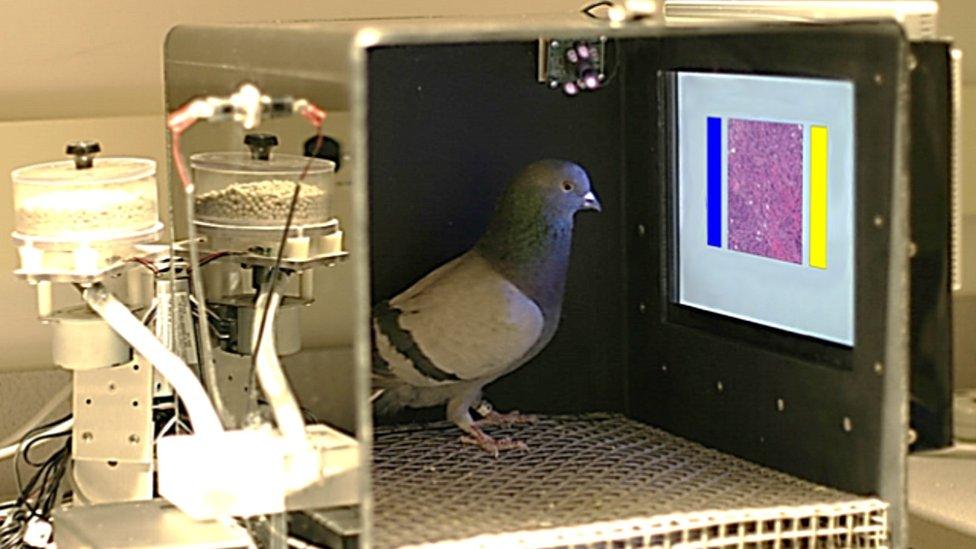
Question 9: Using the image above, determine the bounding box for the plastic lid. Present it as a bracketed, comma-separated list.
[190, 152, 335, 176]
[12, 157, 156, 186]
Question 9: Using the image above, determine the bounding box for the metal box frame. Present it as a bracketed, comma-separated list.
[165, 14, 919, 547]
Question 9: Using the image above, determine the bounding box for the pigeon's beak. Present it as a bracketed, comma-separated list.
[582, 191, 602, 212]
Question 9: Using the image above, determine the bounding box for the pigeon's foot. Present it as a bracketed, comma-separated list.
[460, 426, 528, 458]
[475, 409, 538, 428]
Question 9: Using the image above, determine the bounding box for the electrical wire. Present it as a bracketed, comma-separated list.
[247, 130, 326, 411]
[126, 256, 160, 276]
[4, 421, 72, 547]
[0, 418, 73, 462]
[191, 250, 234, 271]
[22, 430, 71, 467]
[0, 384, 70, 449]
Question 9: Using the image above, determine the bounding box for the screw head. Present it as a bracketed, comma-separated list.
[776, 398, 785, 412]
[244, 133, 279, 161]
[66, 140, 101, 169]
[66, 140, 100, 157]
[843, 417, 853, 432]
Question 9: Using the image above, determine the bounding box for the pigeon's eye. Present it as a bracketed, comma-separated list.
[561, 181, 574, 193]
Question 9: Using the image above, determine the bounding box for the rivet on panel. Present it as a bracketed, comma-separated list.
[716, 381, 724, 393]
[909, 242, 918, 258]
[873, 73, 884, 85]
[908, 55, 918, 71]
[128, 434, 140, 445]
[638, 302, 647, 314]
[82, 432, 94, 442]
[550, 40, 560, 48]
[842, 417, 853, 433]
[108, 382, 117, 392]
[873, 215, 884, 227]
[661, 364, 668, 373]
[637, 224, 646, 237]
[907, 429, 918, 445]
[776, 399, 785, 412]
[873, 362, 884, 375]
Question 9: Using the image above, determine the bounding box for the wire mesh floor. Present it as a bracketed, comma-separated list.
[372, 413, 887, 548]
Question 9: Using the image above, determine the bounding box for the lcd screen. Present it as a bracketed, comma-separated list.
[675, 72, 855, 346]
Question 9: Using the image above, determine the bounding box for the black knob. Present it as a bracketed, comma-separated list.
[66, 140, 101, 169]
[244, 133, 279, 161]
[303, 135, 342, 171]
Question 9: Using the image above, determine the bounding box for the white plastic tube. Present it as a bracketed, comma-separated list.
[252, 277, 307, 446]
[82, 283, 223, 435]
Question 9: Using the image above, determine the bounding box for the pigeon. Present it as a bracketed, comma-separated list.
[371, 159, 601, 455]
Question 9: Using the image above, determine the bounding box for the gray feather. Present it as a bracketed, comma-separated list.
[370, 159, 598, 420]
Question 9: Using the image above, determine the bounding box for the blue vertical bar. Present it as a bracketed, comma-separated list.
[706, 116, 722, 247]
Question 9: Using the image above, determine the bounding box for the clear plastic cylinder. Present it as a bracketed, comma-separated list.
[12, 158, 158, 241]
[190, 152, 335, 229]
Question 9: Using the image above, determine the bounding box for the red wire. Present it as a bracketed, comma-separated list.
[169, 129, 193, 192]
[166, 104, 199, 191]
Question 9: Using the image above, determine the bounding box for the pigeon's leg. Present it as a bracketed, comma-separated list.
[459, 427, 528, 458]
[472, 399, 537, 427]
[447, 389, 527, 457]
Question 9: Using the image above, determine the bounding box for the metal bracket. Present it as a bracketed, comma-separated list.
[72, 357, 154, 503]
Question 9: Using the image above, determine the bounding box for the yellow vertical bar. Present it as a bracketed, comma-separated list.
[809, 126, 828, 269]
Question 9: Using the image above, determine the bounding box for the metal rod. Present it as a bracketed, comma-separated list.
[184, 189, 230, 428]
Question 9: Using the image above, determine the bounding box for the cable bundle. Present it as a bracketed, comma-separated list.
[1, 416, 72, 548]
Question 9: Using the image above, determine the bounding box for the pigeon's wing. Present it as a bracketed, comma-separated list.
[372, 251, 544, 387]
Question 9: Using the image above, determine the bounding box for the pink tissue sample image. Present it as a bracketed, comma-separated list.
[727, 119, 803, 264]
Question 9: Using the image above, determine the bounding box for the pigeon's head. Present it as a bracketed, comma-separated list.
[510, 159, 601, 220]
[478, 159, 600, 265]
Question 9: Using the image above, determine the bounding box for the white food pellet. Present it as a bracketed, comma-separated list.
[194, 179, 327, 225]
[17, 189, 155, 236]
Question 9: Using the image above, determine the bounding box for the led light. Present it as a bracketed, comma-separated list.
[582, 70, 600, 90]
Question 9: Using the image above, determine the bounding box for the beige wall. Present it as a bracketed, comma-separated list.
[0, 0, 578, 121]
